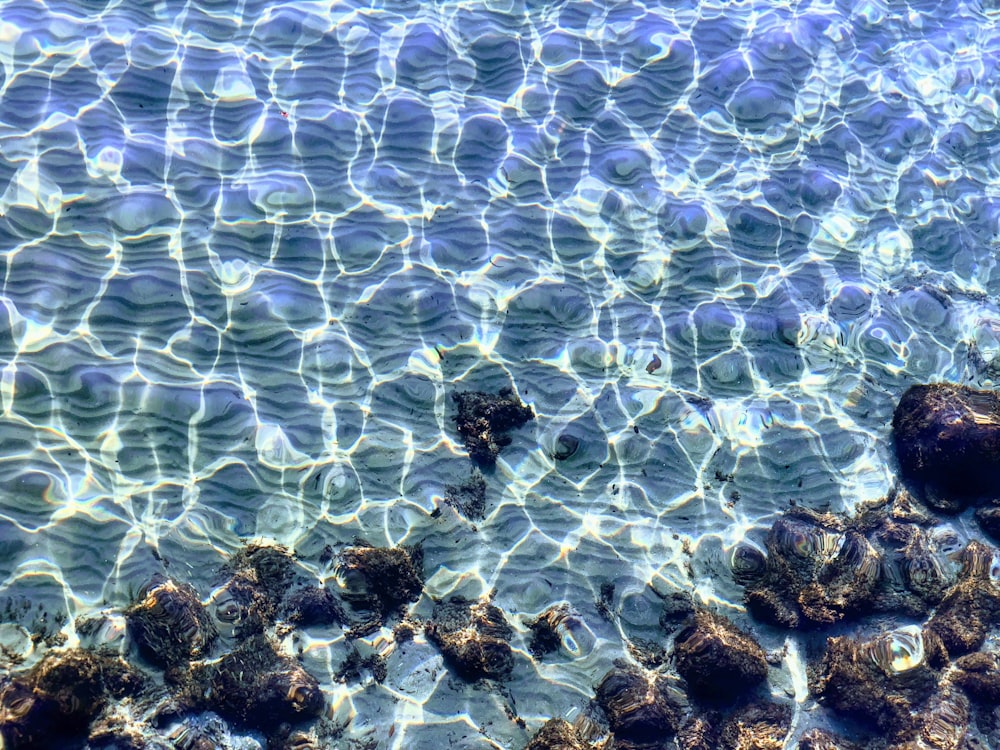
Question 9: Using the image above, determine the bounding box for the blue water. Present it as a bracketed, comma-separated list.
[1, 0, 999, 746]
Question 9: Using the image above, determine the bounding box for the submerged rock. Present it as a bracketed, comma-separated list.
[796, 728, 861, 750]
[849, 489, 966, 621]
[425, 597, 514, 681]
[676, 702, 791, 750]
[528, 603, 591, 660]
[812, 625, 943, 737]
[974, 505, 1000, 543]
[191, 634, 323, 733]
[892, 383, 1000, 511]
[730, 543, 768, 587]
[444, 469, 487, 520]
[897, 686, 968, 750]
[742, 509, 880, 628]
[453, 387, 534, 466]
[337, 544, 423, 635]
[524, 718, 592, 750]
[528, 605, 565, 659]
[225, 543, 296, 605]
[885, 525, 954, 609]
[210, 571, 277, 640]
[739, 493, 961, 629]
[595, 666, 686, 749]
[283, 585, 345, 628]
[952, 651, 1000, 703]
[213, 542, 345, 636]
[671, 609, 767, 702]
[165, 713, 265, 750]
[0, 649, 142, 749]
[718, 702, 791, 750]
[88, 701, 173, 750]
[126, 576, 217, 670]
[677, 715, 716, 750]
[927, 540, 1000, 656]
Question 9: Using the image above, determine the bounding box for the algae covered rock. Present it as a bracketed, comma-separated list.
[742, 509, 880, 628]
[676, 702, 790, 750]
[338, 543, 424, 631]
[125, 576, 217, 670]
[425, 597, 515, 681]
[813, 625, 943, 737]
[191, 633, 323, 731]
[595, 666, 687, 749]
[671, 609, 767, 701]
[453, 387, 534, 466]
[797, 728, 861, 750]
[528, 603, 592, 660]
[718, 702, 791, 750]
[893, 383, 1000, 511]
[524, 718, 592, 750]
[952, 651, 1000, 703]
[0, 649, 142, 749]
[926, 540, 1000, 656]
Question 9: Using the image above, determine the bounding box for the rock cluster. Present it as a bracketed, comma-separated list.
[0, 540, 428, 748]
[11, 380, 1000, 748]
[738, 382, 1000, 747]
[525, 382, 1000, 750]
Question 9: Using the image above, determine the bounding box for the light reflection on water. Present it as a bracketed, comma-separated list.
[0, 0, 998, 745]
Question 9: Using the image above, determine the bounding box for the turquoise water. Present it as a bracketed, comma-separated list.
[1, 0, 1000, 746]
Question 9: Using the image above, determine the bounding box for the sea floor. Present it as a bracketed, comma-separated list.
[2, 0, 1000, 747]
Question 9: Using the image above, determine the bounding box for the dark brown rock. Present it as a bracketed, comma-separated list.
[524, 718, 591, 750]
[952, 651, 1000, 703]
[339, 543, 423, 619]
[453, 387, 534, 466]
[891, 526, 953, 607]
[852, 493, 959, 617]
[211, 543, 336, 640]
[730, 543, 767, 587]
[797, 728, 861, 750]
[888, 686, 968, 750]
[677, 715, 717, 750]
[672, 610, 767, 702]
[892, 383, 1000, 510]
[595, 666, 686, 749]
[975, 505, 1000, 542]
[125, 576, 217, 670]
[225, 542, 296, 604]
[283, 585, 345, 628]
[231, 544, 297, 630]
[210, 569, 276, 639]
[0, 649, 142, 749]
[743, 509, 880, 628]
[425, 597, 515, 681]
[718, 702, 790, 750]
[927, 540, 1000, 656]
[813, 626, 940, 737]
[192, 633, 323, 732]
[528, 604, 570, 659]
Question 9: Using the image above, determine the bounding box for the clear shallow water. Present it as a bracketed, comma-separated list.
[1, 0, 1000, 746]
